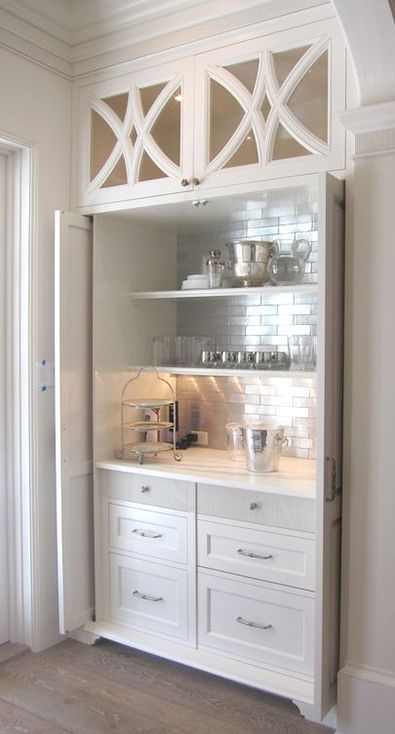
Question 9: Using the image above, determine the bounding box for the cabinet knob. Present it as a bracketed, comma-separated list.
[140, 485, 150, 493]
[249, 501, 258, 510]
[180, 178, 190, 187]
[192, 177, 201, 186]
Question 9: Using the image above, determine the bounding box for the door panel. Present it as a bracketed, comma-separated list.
[194, 18, 345, 188]
[54, 211, 94, 634]
[77, 60, 194, 207]
[0, 154, 9, 644]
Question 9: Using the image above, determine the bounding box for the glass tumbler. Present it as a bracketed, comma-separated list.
[288, 336, 317, 370]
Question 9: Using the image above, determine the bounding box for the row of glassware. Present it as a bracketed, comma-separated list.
[151, 335, 317, 370]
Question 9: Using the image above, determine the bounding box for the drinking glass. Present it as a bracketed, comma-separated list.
[288, 336, 317, 370]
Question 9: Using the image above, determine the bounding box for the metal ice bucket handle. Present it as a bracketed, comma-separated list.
[273, 433, 289, 448]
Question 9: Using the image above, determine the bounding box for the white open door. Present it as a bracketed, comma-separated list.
[54, 211, 94, 634]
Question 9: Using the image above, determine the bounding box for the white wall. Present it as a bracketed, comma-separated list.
[0, 47, 71, 650]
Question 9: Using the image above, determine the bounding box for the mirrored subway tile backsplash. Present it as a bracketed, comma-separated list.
[177, 211, 318, 287]
[177, 292, 317, 354]
[177, 375, 317, 460]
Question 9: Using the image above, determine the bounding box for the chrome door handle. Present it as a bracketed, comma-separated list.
[131, 529, 163, 539]
[140, 485, 150, 493]
[236, 615, 272, 630]
[237, 548, 273, 560]
[132, 590, 163, 602]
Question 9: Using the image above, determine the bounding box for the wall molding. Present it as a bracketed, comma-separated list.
[337, 663, 395, 734]
[340, 100, 395, 157]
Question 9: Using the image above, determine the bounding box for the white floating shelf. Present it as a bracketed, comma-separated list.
[127, 365, 316, 379]
[129, 284, 317, 300]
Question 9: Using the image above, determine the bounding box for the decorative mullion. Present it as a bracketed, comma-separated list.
[250, 56, 267, 164]
[278, 37, 329, 104]
[87, 97, 126, 191]
[132, 76, 182, 182]
[262, 50, 282, 165]
[207, 65, 253, 112]
[277, 105, 329, 155]
[205, 65, 253, 172]
[129, 84, 145, 184]
[275, 38, 330, 155]
[206, 113, 252, 173]
[87, 141, 123, 193]
[120, 88, 135, 185]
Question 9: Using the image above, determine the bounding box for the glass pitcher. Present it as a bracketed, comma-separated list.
[267, 238, 312, 286]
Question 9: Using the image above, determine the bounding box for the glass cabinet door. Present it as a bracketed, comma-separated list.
[79, 61, 194, 206]
[193, 18, 345, 188]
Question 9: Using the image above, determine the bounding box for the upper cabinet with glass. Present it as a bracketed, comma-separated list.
[75, 18, 345, 211]
[193, 18, 345, 189]
[77, 60, 195, 207]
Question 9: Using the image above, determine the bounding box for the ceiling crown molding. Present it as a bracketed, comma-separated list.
[0, 0, 328, 78]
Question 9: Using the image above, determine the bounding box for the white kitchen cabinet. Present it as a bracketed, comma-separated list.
[74, 16, 345, 213]
[55, 171, 344, 724]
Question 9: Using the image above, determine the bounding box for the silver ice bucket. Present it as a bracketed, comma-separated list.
[226, 240, 278, 287]
[241, 424, 288, 473]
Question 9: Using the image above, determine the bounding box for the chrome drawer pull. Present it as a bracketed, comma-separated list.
[237, 548, 273, 560]
[236, 615, 272, 631]
[249, 502, 258, 510]
[132, 590, 163, 602]
[131, 529, 163, 539]
[140, 485, 150, 493]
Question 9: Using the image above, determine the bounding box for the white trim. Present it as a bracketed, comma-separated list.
[0, 1, 333, 79]
[340, 100, 395, 134]
[337, 663, 395, 734]
[1, 132, 36, 649]
[340, 662, 395, 689]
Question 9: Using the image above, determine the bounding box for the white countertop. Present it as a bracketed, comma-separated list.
[96, 447, 316, 499]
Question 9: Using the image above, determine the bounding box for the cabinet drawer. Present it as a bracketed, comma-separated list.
[197, 484, 315, 533]
[99, 469, 194, 511]
[198, 520, 315, 590]
[108, 504, 187, 564]
[109, 554, 189, 640]
[198, 570, 314, 675]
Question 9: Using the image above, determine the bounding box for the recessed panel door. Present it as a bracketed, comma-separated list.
[54, 211, 94, 634]
[0, 154, 9, 644]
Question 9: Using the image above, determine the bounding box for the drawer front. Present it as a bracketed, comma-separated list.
[198, 570, 314, 675]
[99, 469, 194, 511]
[198, 520, 315, 590]
[197, 484, 315, 533]
[109, 504, 187, 564]
[110, 554, 189, 640]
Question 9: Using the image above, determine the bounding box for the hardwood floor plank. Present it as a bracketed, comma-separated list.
[0, 642, 29, 665]
[0, 639, 334, 734]
[0, 698, 71, 734]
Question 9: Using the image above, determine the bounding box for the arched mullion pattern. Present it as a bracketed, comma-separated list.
[131, 75, 183, 183]
[205, 64, 262, 173]
[266, 38, 330, 158]
[87, 97, 127, 192]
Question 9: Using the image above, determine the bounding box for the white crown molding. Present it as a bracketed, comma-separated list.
[340, 100, 395, 134]
[340, 101, 395, 158]
[0, 0, 328, 78]
[0, 0, 71, 42]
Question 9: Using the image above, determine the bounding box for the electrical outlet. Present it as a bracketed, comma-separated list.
[195, 430, 208, 446]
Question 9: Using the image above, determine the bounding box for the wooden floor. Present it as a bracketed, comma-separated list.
[0, 639, 334, 734]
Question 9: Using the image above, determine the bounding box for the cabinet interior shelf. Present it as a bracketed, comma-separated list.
[128, 365, 316, 379]
[129, 284, 317, 300]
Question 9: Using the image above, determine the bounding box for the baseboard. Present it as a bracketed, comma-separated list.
[337, 663, 395, 734]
